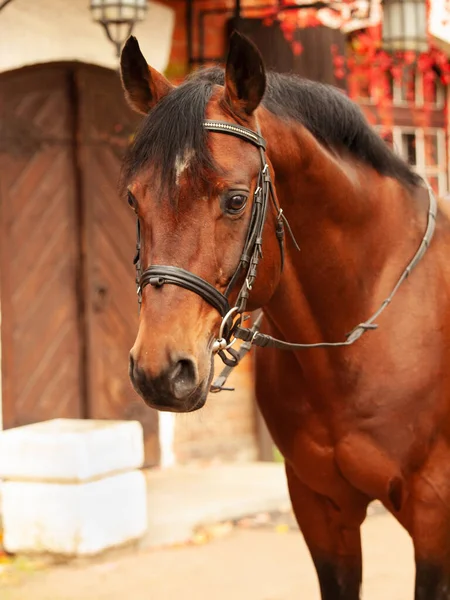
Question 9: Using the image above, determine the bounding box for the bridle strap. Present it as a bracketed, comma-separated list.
[203, 120, 287, 311]
[211, 179, 437, 390]
[136, 120, 283, 323]
[204, 120, 266, 149]
[232, 182, 438, 351]
[140, 265, 230, 318]
[133, 119, 285, 378]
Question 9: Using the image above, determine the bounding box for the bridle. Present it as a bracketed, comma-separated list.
[133, 120, 291, 373]
[132, 120, 438, 392]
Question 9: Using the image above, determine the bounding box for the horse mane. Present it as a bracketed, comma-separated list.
[122, 66, 421, 194]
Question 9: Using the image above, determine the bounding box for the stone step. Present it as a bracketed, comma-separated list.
[0, 418, 147, 556]
[2, 470, 148, 556]
[0, 419, 144, 483]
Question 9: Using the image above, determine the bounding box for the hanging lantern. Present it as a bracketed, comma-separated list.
[90, 0, 148, 58]
[382, 0, 428, 53]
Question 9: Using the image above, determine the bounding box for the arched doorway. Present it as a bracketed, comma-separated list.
[0, 63, 159, 466]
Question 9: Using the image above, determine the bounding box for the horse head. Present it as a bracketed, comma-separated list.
[120, 33, 282, 412]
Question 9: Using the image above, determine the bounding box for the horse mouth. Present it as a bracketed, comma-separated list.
[129, 364, 210, 413]
[139, 388, 207, 413]
[129, 350, 215, 413]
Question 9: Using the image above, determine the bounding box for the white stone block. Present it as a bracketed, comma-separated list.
[2, 470, 148, 556]
[0, 419, 144, 482]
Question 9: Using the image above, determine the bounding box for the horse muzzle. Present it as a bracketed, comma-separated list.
[128, 353, 208, 413]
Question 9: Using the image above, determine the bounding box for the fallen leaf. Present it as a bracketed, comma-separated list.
[275, 524, 290, 534]
[191, 531, 209, 546]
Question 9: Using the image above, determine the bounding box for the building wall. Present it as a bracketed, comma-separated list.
[160, 0, 276, 80]
[173, 354, 259, 465]
[0, 0, 174, 74]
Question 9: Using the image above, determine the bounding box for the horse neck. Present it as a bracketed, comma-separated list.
[258, 110, 425, 356]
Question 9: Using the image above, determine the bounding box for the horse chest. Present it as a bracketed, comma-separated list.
[270, 407, 350, 497]
[290, 430, 343, 495]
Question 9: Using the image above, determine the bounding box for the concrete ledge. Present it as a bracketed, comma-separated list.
[0, 419, 144, 482]
[143, 462, 290, 548]
[3, 470, 148, 556]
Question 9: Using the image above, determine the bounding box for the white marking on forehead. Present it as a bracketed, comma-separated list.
[175, 149, 195, 185]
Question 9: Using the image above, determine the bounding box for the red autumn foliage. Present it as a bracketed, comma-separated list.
[260, 6, 449, 114]
[259, 2, 449, 168]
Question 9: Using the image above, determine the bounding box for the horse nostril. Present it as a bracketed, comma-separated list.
[129, 353, 135, 375]
[169, 358, 198, 399]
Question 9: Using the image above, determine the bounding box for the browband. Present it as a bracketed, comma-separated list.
[203, 120, 266, 150]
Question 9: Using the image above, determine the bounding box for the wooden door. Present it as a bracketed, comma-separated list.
[75, 66, 160, 466]
[0, 64, 159, 466]
[227, 18, 347, 89]
[0, 66, 84, 427]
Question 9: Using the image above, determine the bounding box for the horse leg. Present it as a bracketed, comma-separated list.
[400, 440, 450, 599]
[285, 463, 368, 600]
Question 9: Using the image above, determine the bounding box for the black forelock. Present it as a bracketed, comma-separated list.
[121, 75, 217, 196]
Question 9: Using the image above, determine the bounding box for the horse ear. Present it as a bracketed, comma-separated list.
[120, 36, 173, 115]
[223, 31, 266, 117]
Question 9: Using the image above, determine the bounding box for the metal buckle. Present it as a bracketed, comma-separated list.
[212, 337, 237, 353]
[212, 306, 241, 353]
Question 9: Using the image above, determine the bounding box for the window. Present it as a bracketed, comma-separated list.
[395, 128, 447, 195]
[393, 69, 445, 108]
[375, 126, 447, 196]
[357, 67, 445, 108]
[401, 131, 416, 165]
[391, 66, 417, 105]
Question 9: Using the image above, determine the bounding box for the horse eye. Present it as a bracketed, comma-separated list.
[127, 192, 136, 211]
[225, 194, 247, 214]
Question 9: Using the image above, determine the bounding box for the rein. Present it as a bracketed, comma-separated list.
[132, 120, 438, 393]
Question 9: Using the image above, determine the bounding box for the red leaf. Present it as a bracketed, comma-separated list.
[291, 41, 303, 56]
[280, 19, 296, 34]
[333, 56, 346, 67]
[391, 65, 402, 80]
[417, 54, 432, 72]
[404, 51, 416, 65]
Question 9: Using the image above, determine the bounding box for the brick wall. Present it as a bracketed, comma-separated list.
[173, 351, 259, 465]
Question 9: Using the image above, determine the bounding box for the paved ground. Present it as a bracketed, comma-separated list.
[1, 508, 415, 600]
[141, 462, 290, 547]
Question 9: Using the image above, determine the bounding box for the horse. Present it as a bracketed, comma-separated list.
[119, 31, 450, 599]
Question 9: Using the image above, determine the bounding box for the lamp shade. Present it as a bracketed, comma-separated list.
[90, 0, 147, 23]
[382, 0, 428, 53]
[90, 0, 148, 57]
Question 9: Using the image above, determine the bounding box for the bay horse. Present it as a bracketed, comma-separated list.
[120, 32, 450, 599]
